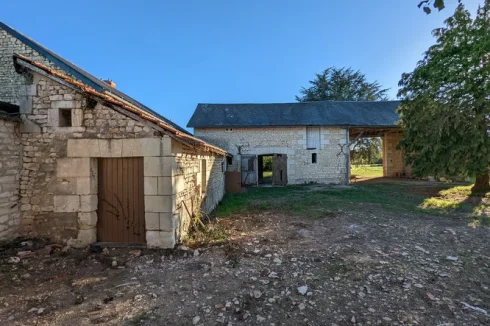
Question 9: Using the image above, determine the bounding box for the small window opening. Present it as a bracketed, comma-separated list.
[227, 156, 233, 165]
[312, 153, 317, 164]
[59, 109, 72, 127]
[225, 128, 233, 132]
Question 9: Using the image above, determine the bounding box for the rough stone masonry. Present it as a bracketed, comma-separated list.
[0, 24, 227, 247]
[0, 115, 21, 240]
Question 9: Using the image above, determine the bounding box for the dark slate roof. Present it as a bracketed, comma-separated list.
[187, 101, 402, 128]
[0, 21, 190, 135]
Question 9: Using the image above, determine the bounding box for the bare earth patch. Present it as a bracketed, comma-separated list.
[1, 183, 489, 325]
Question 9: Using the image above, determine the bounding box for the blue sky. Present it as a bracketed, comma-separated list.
[1, 0, 482, 130]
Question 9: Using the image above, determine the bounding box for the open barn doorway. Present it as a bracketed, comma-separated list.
[256, 154, 288, 186]
[258, 155, 273, 185]
[349, 127, 408, 183]
[350, 136, 384, 182]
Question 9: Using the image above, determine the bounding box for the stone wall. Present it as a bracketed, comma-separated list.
[0, 118, 21, 240]
[18, 72, 162, 245]
[169, 139, 225, 241]
[0, 28, 65, 105]
[195, 127, 348, 184]
[383, 132, 410, 177]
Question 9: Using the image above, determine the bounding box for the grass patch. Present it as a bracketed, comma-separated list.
[421, 197, 463, 210]
[351, 165, 383, 179]
[420, 184, 488, 213]
[214, 183, 442, 218]
[469, 215, 490, 228]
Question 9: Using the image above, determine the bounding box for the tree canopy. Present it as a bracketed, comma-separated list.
[296, 67, 389, 102]
[398, 2, 490, 191]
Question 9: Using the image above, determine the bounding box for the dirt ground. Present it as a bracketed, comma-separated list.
[1, 183, 489, 326]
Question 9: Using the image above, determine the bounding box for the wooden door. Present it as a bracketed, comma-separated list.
[97, 158, 146, 243]
[272, 154, 288, 186]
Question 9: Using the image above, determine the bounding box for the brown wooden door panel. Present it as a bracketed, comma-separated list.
[97, 158, 145, 243]
[272, 154, 288, 186]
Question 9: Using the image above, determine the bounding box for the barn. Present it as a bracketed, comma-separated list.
[188, 101, 411, 186]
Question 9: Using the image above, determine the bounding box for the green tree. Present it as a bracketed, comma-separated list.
[296, 67, 388, 168]
[296, 67, 389, 102]
[398, 2, 490, 192]
[351, 138, 382, 165]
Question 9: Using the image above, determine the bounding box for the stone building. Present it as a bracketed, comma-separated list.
[0, 22, 228, 247]
[188, 102, 410, 185]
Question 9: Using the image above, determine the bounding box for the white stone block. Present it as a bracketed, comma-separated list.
[76, 176, 97, 195]
[146, 230, 175, 248]
[80, 195, 98, 212]
[72, 109, 83, 127]
[160, 213, 178, 232]
[145, 213, 160, 231]
[144, 157, 164, 177]
[108, 139, 123, 157]
[78, 212, 97, 229]
[144, 195, 173, 213]
[139, 138, 161, 157]
[121, 138, 136, 157]
[51, 100, 82, 109]
[161, 136, 172, 156]
[157, 177, 172, 195]
[122, 138, 160, 157]
[53, 195, 80, 212]
[144, 177, 158, 195]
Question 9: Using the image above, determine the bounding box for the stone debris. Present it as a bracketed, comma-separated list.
[297, 286, 308, 295]
[253, 290, 262, 299]
[446, 256, 458, 261]
[0, 191, 488, 326]
[461, 302, 488, 315]
[8, 256, 20, 264]
[128, 250, 141, 257]
[415, 246, 429, 254]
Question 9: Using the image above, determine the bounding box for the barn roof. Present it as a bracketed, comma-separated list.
[187, 101, 402, 128]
